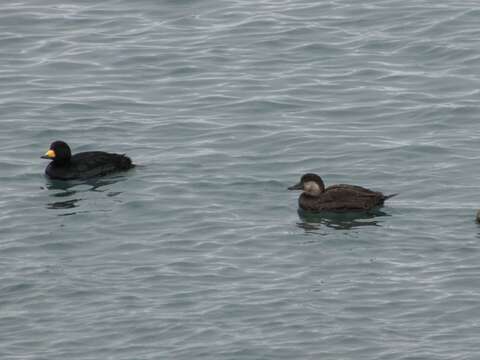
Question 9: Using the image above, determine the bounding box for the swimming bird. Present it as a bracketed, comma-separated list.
[41, 140, 134, 180]
[288, 173, 396, 211]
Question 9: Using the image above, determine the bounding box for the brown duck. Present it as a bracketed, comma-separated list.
[288, 173, 396, 211]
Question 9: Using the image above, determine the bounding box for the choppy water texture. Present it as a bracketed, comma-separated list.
[2, 0, 480, 359]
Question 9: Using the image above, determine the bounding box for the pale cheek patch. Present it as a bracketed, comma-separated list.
[304, 181, 321, 195]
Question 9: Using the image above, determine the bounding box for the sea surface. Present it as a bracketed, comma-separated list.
[1, 0, 480, 359]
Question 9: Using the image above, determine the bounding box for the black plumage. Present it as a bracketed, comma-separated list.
[288, 173, 396, 211]
[41, 141, 134, 180]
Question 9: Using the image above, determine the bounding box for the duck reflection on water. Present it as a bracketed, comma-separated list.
[44, 176, 126, 215]
[296, 208, 390, 231]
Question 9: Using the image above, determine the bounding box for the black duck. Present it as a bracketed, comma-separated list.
[41, 140, 134, 180]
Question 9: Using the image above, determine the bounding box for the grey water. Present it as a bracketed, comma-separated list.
[1, 0, 480, 359]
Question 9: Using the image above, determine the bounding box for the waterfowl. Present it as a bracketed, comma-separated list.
[41, 140, 134, 180]
[288, 173, 396, 211]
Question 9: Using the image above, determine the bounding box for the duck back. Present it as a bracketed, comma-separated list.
[299, 184, 391, 211]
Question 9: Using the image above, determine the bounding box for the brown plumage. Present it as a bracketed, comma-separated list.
[288, 173, 396, 212]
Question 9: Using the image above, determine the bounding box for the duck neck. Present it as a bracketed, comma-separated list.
[51, 158, 70, 167]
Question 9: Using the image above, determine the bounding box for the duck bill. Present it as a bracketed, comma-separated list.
[41, 149, 56, 159]
[288, 182, 303, 191]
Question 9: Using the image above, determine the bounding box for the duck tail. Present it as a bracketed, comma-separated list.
[119, 154, 135, 169]
[383, 193, 398, 201]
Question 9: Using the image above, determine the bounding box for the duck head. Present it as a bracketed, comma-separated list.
[288, 173, 325, 196]
[41, 140, 72, 165]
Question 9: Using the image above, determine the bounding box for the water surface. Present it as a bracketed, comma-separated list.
[2, 0, 480, 359]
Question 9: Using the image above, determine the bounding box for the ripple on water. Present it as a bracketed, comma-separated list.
[2, 0, 480, 359]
